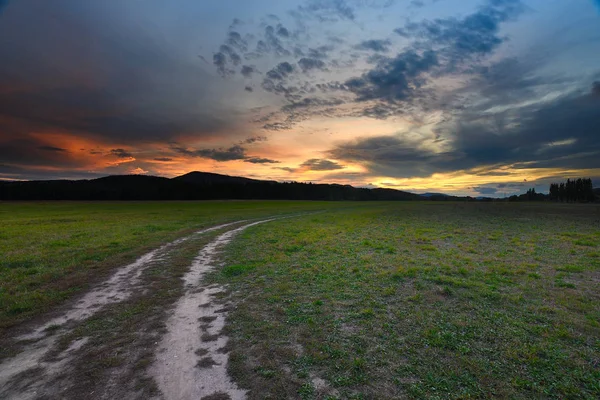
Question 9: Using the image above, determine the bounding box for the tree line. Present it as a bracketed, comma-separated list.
[548, 178, 595, 202]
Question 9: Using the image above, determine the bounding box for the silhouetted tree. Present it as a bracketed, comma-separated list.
[549, 183, 558, 200]
[550, 178, 595, 203]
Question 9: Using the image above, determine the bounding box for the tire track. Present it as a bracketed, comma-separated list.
[151, 218, 279, 400]
[0, 221, 245, 399]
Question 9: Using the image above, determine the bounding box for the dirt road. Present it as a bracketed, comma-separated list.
[0, 218, 279, 400]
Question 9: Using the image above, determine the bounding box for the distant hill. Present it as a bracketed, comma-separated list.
[174, 171, 273, 185]
[420, 192, 449, 198]
[0, 171, 422, 201]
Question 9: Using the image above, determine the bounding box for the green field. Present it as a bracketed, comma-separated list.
[0, 201, 339, 329]
[207, 203, 600, 399]
[1, 201, 599, 399]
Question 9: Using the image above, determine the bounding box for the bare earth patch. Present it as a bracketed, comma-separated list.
[150, 219, 277, 400]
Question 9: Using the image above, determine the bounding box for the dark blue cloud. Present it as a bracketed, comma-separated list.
[241, 65, 256, 78]
[355, 39, 391, 52]
[298, 57, 326, 72]
[265, 62, 295, 80]
[338, 0, 525, 114]
[395, 0, 524, 67]
[344, 50, 438, 102]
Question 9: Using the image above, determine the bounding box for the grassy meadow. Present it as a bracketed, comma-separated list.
[0, 201, 339, 330]
[206, 202, 600, 399]
[1, 201, 599, 399]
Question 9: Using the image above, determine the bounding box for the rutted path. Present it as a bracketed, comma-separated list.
[0, 220, 247, 399]
[151, 219, 277, 400]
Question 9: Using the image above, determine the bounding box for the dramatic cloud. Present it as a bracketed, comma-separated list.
[244, 157, 280, 164]
[396, 0, 524, 64]
[330, 82, 600, 177]
[297, 0, 356, 21]
[355, 39, 391, 52]
[174, 144, 247, 162]
[300, 159, 345, 171]
[298, 58, 326, 72]
[241, 65, 256, 78]
[0, 1, 244, 150]
[110, 149, 133, 158]
[266, 62, 295, 80]
[344, 50, 438, 102]
[1, 0, 598, 196]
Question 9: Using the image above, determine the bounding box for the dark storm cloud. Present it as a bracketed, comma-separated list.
[214, 52, 233, 77]
[174, 144, 247, 162]
[110, 149, 133, 158]
[173, 142, 276, 164]
[593, 81, 600, 96]
[329, 82, 600, 178]
[300, 158, 345, 171]
[220, 45, 242, 66]
[256, 25, 292, 58]
[244, 157, 280, 164]
[0, 0, 242, 156]
[344, 50, 438, 102]
[241, 65, 256, 78]
[266, 62, 295, 80]
[355, 39, 391, 52]
[298, 58, 326, 73]
[276, 24, 290, 37]
[226, 31, 248, 52]
[307, 45, 335, 59]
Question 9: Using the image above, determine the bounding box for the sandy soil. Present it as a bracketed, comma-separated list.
[151, 219, 276, 400]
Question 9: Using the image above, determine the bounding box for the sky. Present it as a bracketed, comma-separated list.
[0, 0, 599, 196]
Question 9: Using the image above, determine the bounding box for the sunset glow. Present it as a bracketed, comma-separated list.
[1, 0, 599, 196]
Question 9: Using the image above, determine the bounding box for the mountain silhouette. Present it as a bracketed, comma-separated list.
[0, 171, 423, 201]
